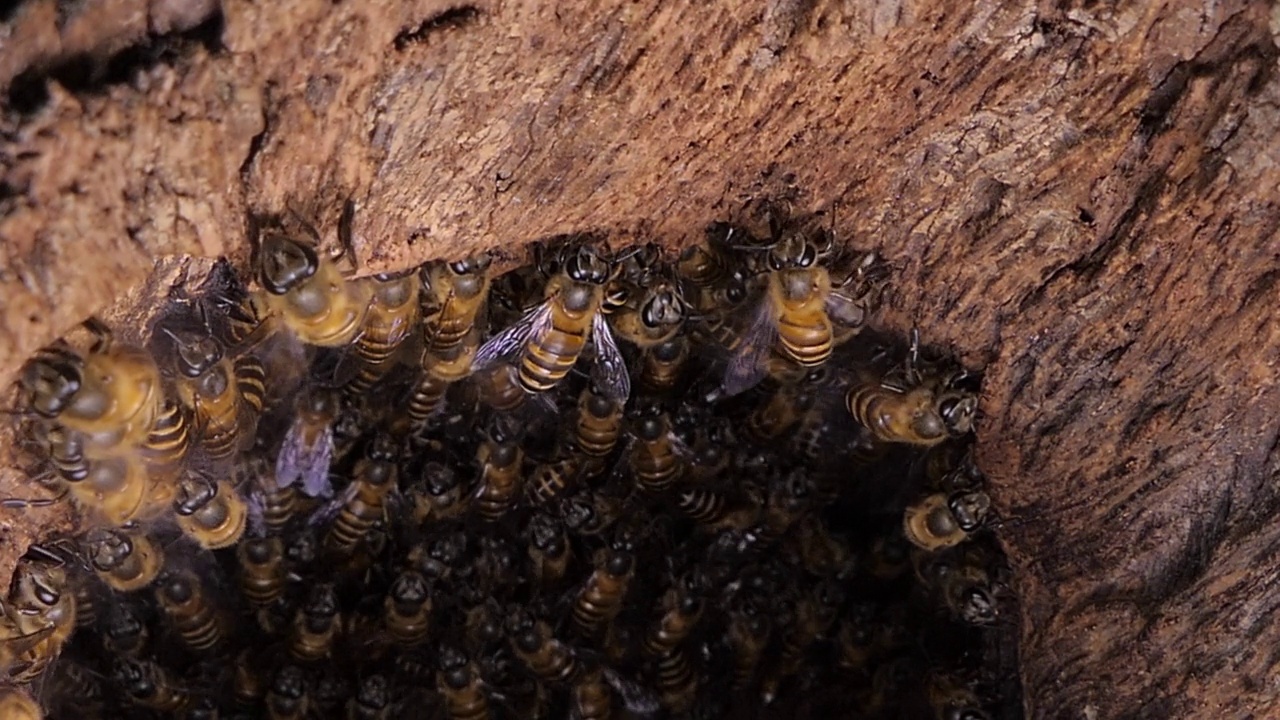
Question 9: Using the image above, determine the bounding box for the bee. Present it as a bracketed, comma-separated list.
[474, 243, 631, 402]
[1, 557, 76, 683]
[20, 322, 164, 453]
[103, 602, 151, 657]
[917, 549, 1001, 626]
[0, 686, 41, 720]
[71, 453, 150, 527]
[846, 333, 978, 446]
[233, 648, 267, 708]
[161, 325, 264, 460]
[472, 417, 525, 522]
[572, 383, 624, 460]
[761, 579, 844, 702]
[507, 610, 578, 684]
[114, 658, 189, 713]
[139, 398, 192, 485]
[348, 270, 422, 392]
[437, 645, 490, 720]
[319, 433, 398, 555]
[174, 474, 248, 550]
[903, 490, 992, 551]
[290, 583, 341, 662]
[275, 388, 339, 498]
[927, 673, 993, 720]
[156, 571, 225, 652]
[84, 527, 163, 592]
[627, 406, 684, 494]
[237, 536, 287, 607]
[638, 336, 689, 395]
[572, 541, 634, 638]
[348, 674, 392, 720]
[415, 460, 469, 523]
[36, 423, 89, 483]
[741, 383, 811, 445]
[726, 605, 770, 690]
[254, 205, 372, 348]
[267, 664, 310, 720]
[608, 272, 687, 349]
[643, 575, 704, 657]
[247, 456, 300, 536]
[562, 488, 624, 539]
[526, 512, 571, 589]
[572, 666, 615, 720]
[422, 253, 492, 348]
[721, 224, 876, 396]
[527, 452, 584, 506]
[385, 569, 432, 647]
[407, 371, 451, 427]
[473, 363, 528, 414]
[656, 647, 698, 714]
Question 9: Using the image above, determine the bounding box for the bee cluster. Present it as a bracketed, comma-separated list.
[1, 204, 1016, 719]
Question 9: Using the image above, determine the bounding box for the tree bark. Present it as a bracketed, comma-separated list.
[2, 0, 1279, 717]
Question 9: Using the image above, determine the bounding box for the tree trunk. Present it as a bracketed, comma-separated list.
[2, 0, 1279, 717]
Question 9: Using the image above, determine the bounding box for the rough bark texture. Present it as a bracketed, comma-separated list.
[2, 0, 1280, 717]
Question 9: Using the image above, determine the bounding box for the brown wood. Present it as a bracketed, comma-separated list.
[2, 0, 1279, 717]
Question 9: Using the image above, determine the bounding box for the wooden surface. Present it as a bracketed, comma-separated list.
[3, 0, 1280, 717]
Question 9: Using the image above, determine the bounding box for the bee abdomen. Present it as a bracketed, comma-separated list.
[777, 316, 832, 367]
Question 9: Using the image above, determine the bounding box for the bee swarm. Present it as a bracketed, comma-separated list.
[2, 217, 1019, 720]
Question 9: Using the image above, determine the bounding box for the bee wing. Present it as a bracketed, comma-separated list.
[590, 313, 632, 403]
[308, 482, 359, 528]
[602, 667, 662, 714]
[276, 422, 335, 499]
[825, 289, 867, 328]
[720, 297, 776, 398]
[472, 303, 552, 372]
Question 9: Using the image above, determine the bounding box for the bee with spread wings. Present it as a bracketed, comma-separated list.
[473, 242, 632, 403]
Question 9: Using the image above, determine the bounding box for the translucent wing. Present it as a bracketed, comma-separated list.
[590, 313, 632, 403]
[472, 303, 552, 372]
[308, 482, 359, 528]
[825, 289, 867, 329]
[603, 667, 661, 714]
[720, 296, 777, 398]
[276, 420, 335, 498]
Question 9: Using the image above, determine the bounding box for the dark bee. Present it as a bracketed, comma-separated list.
[103, 601, 151, 657]
[84, 527, 163, 592]
[348, 674, 392, 720]
[638, 335, 689, 395]
[472, 363, 528, 414]
[508, 609, 578, 684]
[526, 511, 571, 589]
[266, 664, 310, 720]
[527, 452, 584, 506]
[114, 658, 189, 713]
[290, 583, 341, 662]
[572, 540, 635, 638]
[572, 666, 615, 720]
[437, 645, 490, 720]
[323, 433, 399, 554]
[471, 416, 525, 522]
[927, 673, 993, 720]
[254, 207, 372, 348]
[275, 387, 339, 498]
[608, 272, 687, 349]
[237, 535, 287, 607]
[233, 648, 267, 709]
[904, 490, 992, 552]
[656, 646, 698, 714]
[572, 383, 624, 460]
[643, 574, 704, 657]
[727, 605, 770, 691]
[156, 570, 225, 652]
[627, 405, 684, 494]
[416, 460, 469, 523]
[385, 569, 432, 647]
[474, 243, 631, 401]
[173, 474, 248, 550]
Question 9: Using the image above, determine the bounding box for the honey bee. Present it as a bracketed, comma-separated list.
[760, 579, 844, 702]
[0, 686, 41, 720]
[726, 605, 770, 691]
[254, 205, 372, 348]
[267, 664, 310, 720]
[918, 549, 1002, 626]
[174, 474, 248, 550]
[321, 434, 398, 554]
[246, 456, 299, 536]
[161, 325, 264, 460]
[741, 383, 811, 445]
[290, 583, 341, 662]
[103, 602, 150, 657]
[20, 321, 164, 453]
[721, 225, 876, 397]
[903, 490, 992, 552]
[237, 536, 286, 607]
[642, 575, 704, 657]
[348, 674, 392, 720]
[572, 383, 624, 460]
[38, 423, 89, 483]
[114, 658, 189, 713]
[275, 388, 340, 498]
[385, 569, 432, 647]
[407, 371, 451, 427]
[415, 460, 469, 523]
[69, 453, 150, 527]
[608, 272, 687, 349]
[437, 645, 490, 720]
[526, 511, 571, 588]
[422, 253, 493, 354]
[627, 406, 685, 494]
[562, 488, 625, 539]
[1, 558, 75, 684]
[507, 610, 578, 684]
[638, 336, 689, 395]
[474, 243, 631, 402]
[233, 648, 267, 708]
[348, 270, 422, 392]
[83, 527, 163, 592]
[656, 647, 698, 714]
[927, 673, 993, 720]
[526, 452, 584, 506]
[572, 666, 615, 720]
[471, 417, 525, 522]
[846, 332, 978, 446]
[572, 540, 634, 638]
[140, 398, 192, 484]
[472, 363, 530, 415]
[156, 570, 225, 652]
